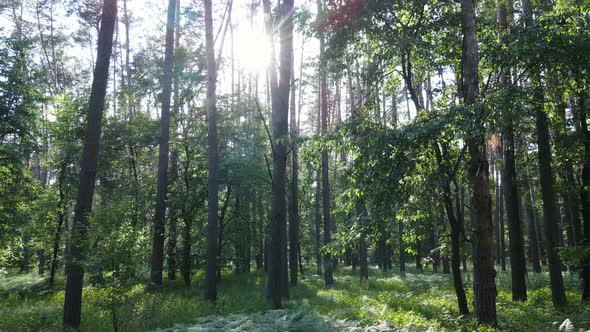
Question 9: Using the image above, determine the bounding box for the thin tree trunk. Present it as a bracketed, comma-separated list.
[494, 165, 501, 265]
[399, 220, 405, 276]
[534, 83, 567, 306]
[357, 200, 368, 280]
[204, 0, 219, 303]
[49, 163, 67, 288]
[576, 90, 590, 301]
[315, 168, 322, 276]
[150, 0, 176, 288]
[288, 52, 300, 286]
[499, 177, 506, 272]
[319, 0, 333, 285]
[526, 193, 541, 273]
[63, 0, 116, 328]
[182, 208, 192, 286]
[498, 0, 527, 295]
[167, 0, 181, 282]
[502, 119, 527, 299]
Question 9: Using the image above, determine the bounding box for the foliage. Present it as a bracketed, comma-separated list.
[1, 267, 589, 331]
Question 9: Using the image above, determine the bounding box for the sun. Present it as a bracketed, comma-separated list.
[234, 27, 270, 74]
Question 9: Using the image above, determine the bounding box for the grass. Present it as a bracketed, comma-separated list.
[0, 265, 589, 331]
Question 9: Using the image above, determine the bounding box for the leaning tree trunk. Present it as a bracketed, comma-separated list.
[459, 0, 497, 324]
[150, 0, 176, 288]
[204, 0, 219, 303]
[63, 0, 116, 328]
[443, 183, 470, 315]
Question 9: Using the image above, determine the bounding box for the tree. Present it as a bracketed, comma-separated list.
[459, 0, 497, 324]
[267, 0, 294, 308]
[204, 0, 218, 303]
[496, 0, 527, 301]
[289, 53, 300, 286]
[317, 0, 334, 288]
[63, 0, 117, 328]
[149, 0, 177, 289]
[521, 0, 567, 307]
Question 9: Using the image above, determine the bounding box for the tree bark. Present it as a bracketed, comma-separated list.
[317, 0, 333, 287]
[497, 0, 527, 293]
[526, 194, 541, 273]
[63, 0, 116, 328]
[576, 90, 590, 301]
[150, 0, 176, 288]
[500, 80, 528, 300]
[315, 168, 322, 275]
[267, 0, 294, 308]
[534, 84, 567, 306]
[288, 50, 299, 286]
[459, 0, 497, 324]
[204, 0, 219, 303]
[167, 0, 181, 282]
[398, 220, 405, 276]
[49, 163, 67, 288]
[357, 200, 368, 280]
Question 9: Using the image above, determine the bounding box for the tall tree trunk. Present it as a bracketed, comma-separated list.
[167, 0, 181, 282]
[521, 0, 566, 306]
[503, 122, 527, 299]
[534, 83, 567, 306]
[288, 49, 299, 286]
[576, 90, 590, 301]
[150, 0, 176, 288]
[267, 0, 294, 308]
[459, 0, 497, 324]
[204, 0, 219, 303]
[498, 0, 527, 295]
[63, 0, 116, 328]
[317, 0, 333, 287]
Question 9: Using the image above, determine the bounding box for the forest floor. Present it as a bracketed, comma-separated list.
[1, 265, 589, 331]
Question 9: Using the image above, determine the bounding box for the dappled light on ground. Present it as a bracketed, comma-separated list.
[2, 266, 588, 331]
[155, 305, 391, 332]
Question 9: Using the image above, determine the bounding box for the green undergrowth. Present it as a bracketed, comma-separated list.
[0, 266, 589, 331]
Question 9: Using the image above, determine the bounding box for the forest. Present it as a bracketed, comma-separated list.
[1, 0, 589, 330]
